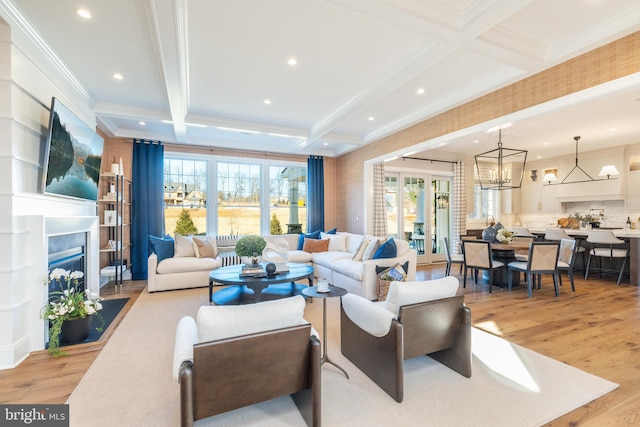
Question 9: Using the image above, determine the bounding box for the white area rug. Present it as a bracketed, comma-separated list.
[67, 287, 618, 426]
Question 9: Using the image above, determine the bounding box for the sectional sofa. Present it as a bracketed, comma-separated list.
[148, 232, 417, 300]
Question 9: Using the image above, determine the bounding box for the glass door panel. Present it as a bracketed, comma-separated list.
[384, 176, 399, 238]
[403, 176, 427, 262]
[431, 178, 451, 263]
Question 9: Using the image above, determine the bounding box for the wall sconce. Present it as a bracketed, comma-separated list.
[530, 170, 538, 181]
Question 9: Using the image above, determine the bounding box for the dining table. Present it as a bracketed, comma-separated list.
[529, 228, 640, 286]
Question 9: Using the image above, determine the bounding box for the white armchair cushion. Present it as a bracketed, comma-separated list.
[173, 316, 198, 381]
[384, 277, 459, 315]
[196, 295, 307, 342]
[341, 293, 397, 337]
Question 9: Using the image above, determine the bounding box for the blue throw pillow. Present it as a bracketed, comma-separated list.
[149, 234, 175, 263]
[298, 230, 321, 250]
[373, 238, 397, 259]
[325, 228, 337, 234]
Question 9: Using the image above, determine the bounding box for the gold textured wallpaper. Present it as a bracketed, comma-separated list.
[336, 31, 640, 234]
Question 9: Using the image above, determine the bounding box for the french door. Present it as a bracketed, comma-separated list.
[385, 173, 452, 264]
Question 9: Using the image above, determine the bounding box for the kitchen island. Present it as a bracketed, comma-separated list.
[530, 228, 640, 286]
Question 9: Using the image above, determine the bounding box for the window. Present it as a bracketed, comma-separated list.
[163, 158, 207, 236]
[384, 175, 398, 238]
[269, 166, 307, 234]
[163, 155, 307, 236]
[469, 167, 500, 220]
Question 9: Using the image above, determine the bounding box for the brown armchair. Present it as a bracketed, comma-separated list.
[173, 296, 321, 426]
[340, 277, 471, 402]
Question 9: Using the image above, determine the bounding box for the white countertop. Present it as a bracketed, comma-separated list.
[529, 228, 640, 238]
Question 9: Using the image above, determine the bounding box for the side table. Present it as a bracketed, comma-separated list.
[301, 285, 349, 379]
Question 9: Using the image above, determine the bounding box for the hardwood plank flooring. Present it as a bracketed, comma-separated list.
[1, 267, 639, 425]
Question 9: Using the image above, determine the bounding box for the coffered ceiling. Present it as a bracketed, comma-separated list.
[4, 0, 640, 159]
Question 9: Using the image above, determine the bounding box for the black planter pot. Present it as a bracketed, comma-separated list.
[60, 316, 91, 344]
[590, 221, 601, 229]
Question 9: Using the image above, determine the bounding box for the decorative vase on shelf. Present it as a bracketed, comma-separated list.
[59, 316, 91, 344]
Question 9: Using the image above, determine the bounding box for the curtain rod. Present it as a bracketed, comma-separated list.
[402, 156, 458, 164]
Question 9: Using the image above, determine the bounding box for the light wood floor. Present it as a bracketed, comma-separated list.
[1, 265, 639, 425]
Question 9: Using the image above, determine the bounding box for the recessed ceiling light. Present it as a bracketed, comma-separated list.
[323, 142, 328, 146]
[139, 121, 146, 126]
[610, 128, 617, 131]
[76, 8, 92, 19]
[537, 155, 542, 159]
[474, 140, 479, 144]
[288, 58, 297, 66]
[113, 73, 123, 80]
[384, 156, 398, 162]
[416, 88, 425, 95]
[543, 142, 549, 145]
[264, 99, 271, 105]
[368, 116, 374, 121]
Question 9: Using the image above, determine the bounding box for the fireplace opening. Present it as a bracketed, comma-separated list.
[48, 233, 87, 298]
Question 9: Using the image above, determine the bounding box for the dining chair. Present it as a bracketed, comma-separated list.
[511, 236, 534, 262]
[544, 228, 586, 270]
[507, 241, 560, 298]
[443, 236, 464, 276]
[557, 238, 577, 291]
[461, 240, 504, 293]
[585, 230, 629, 285]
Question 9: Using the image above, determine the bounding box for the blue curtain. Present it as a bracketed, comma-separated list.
[131, 139, 164, 280]
[307, 156, 324, 232]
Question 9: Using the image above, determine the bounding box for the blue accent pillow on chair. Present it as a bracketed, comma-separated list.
[149, 234, 175, 262]
[298, 230, 321, 250]
[373, 238, 397, 259]
[325, 228, 337, 234]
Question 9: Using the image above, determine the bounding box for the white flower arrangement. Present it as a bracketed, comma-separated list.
[42, 268, 104, 357]
[496, 227, 515, 243]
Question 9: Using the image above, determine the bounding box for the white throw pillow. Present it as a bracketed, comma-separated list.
[174, 233, 195, 257]
[192, 236, 218, 258]
[196, 295, 307, 342]
[384, 277, 459, 315]
[361, 237, 381, 261]
[320, 232, 348, 252]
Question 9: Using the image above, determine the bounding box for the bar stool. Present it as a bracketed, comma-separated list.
[585, 230, 629, 285]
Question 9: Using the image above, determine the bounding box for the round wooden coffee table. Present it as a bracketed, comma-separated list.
[209, 263, 314, 305]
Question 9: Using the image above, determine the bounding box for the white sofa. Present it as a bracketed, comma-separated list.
[148, 232, 417, 300]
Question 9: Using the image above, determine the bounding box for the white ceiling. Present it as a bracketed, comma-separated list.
[5, 0, 640, 159]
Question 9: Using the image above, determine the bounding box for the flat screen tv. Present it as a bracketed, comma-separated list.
[42, 97, 104, 201]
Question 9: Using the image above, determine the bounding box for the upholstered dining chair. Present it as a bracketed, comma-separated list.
[585, 230, 629, 285]
[461, 240, 504, 293]
[557, 238, 578, 291]
[544, 228, 586, 269]
[340, 277, 471, 403]
[173, 296, 321, 427]
[507, 241, 560, 297]
[511, 236, 534, 262]
[444, 236, 464, 276]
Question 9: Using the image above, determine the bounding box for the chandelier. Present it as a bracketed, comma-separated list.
[474, 129, 527, 190]
[543, 136, 619, 185]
